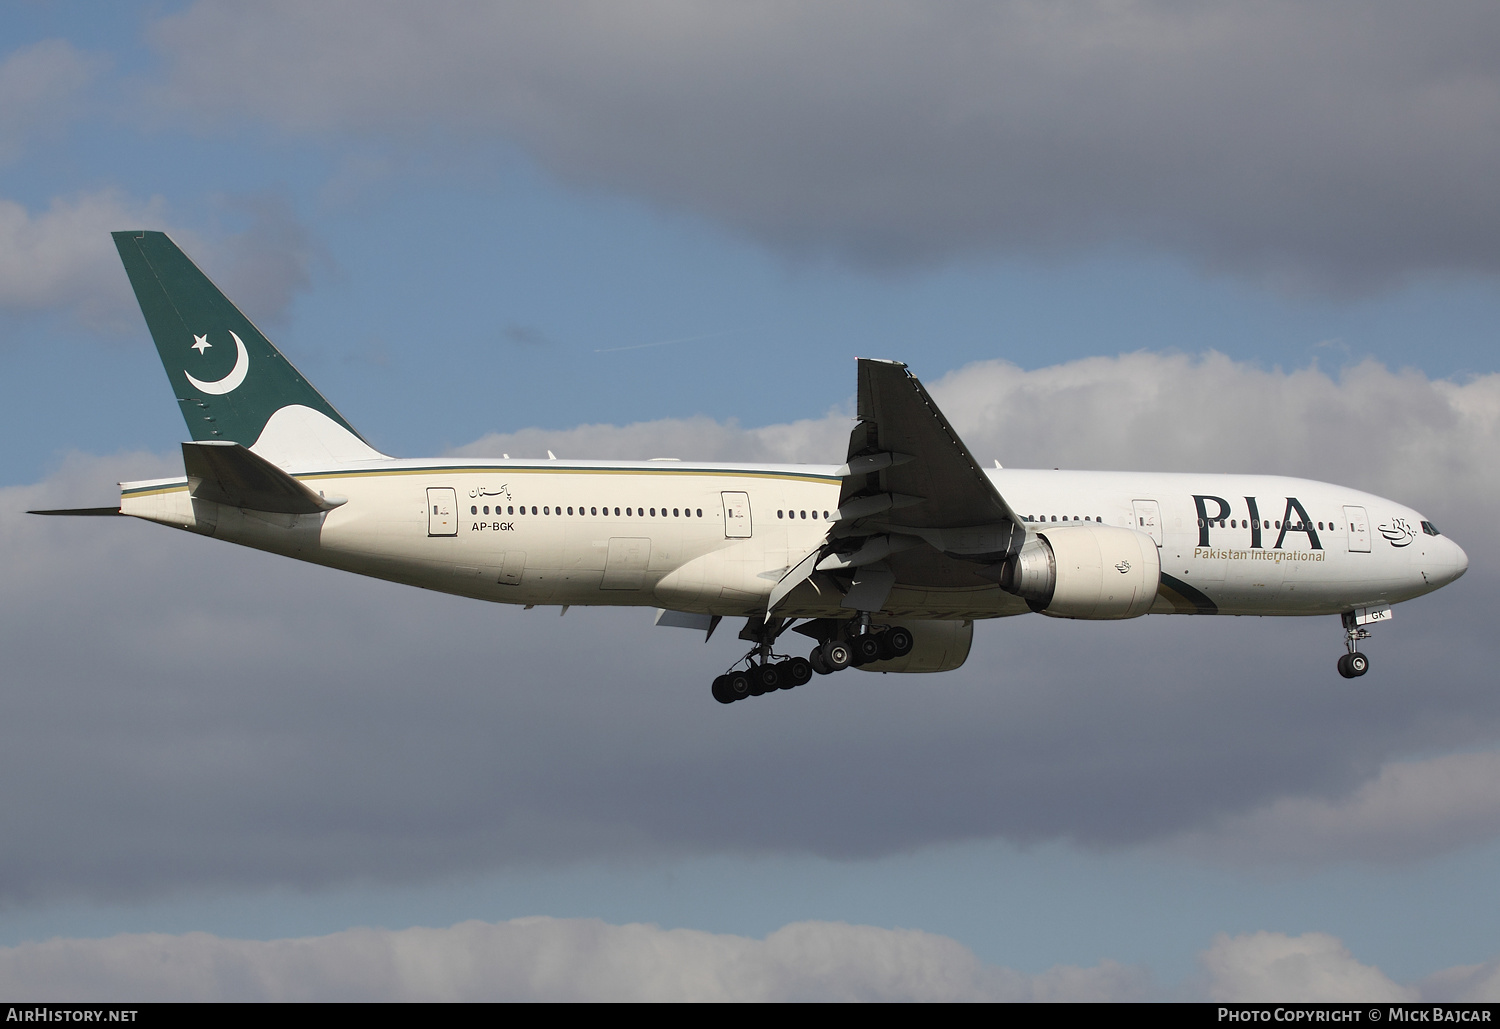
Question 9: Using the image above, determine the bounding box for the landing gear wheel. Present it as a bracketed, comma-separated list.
[851, 634, 882, 665]
[782, 657, 813, 688]
[822, 640, 853, 671]
[882, 626, 914, 659]
[711, 674, 735, 704]
[753, 662, 783, 693]
[1337, 653, 1370, 678]
[809, 647, 833, 675]
[725, 670, 752, 700]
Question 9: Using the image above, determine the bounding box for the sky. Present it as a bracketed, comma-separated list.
[2, 0, 1500, 1001]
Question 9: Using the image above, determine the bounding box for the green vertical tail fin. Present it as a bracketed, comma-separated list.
[112, 230, 384, 469]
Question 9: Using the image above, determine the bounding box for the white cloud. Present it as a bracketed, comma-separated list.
[7, 919, 1498, 1002]
[1419, 957, 1500, 1003]
[145, 1, 1500, 288]
[0, 918, 1149, 1002]
[1202, 931, 1416, 1002]
[1173, 750, 1500, 865]
[0, 191, 168, 328]
[450, 412, 850, 465]
[0, 39, 102, 163]
[0, 191, 320, 330]
[925, 354, 1500, 545]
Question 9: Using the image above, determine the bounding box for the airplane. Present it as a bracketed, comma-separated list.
[31, 232, 1470, 703]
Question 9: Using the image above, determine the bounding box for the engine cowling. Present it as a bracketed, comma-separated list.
[999, 524, 1160, 619]
[853, 620, 973, 673]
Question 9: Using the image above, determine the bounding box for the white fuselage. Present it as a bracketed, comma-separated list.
[119, 459, 1468, 621]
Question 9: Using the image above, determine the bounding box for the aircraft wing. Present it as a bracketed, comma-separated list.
[770, 359, 1026, 615]
[838, 358, 1022, 532]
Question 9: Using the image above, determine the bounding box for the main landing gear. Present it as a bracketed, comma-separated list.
[1337, 611, 1371, 679]
[710, 658, 814, 703]
[808, 622, 914, 674]
[711, 617, 915, 704]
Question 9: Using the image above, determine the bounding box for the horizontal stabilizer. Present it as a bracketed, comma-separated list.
[182, 441, 345, 514]
[27, 507, 123, 516]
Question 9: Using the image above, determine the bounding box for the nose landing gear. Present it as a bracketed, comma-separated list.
[1337, 611, 1371, 678]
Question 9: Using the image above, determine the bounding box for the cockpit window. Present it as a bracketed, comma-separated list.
[1421, 520, 1441, 536]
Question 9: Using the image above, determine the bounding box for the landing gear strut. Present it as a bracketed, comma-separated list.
[713, 617, 913, 703]
[1337, 612, 1371, 679]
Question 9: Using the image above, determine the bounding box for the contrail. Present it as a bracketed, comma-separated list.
[594, 331, 730, 354]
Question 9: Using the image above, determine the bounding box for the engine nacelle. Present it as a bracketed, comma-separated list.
[854, 619, 973, 673]
[998, 524, 1160, 619]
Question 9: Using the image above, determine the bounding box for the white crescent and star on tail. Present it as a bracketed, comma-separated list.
[184, 330, 249, 395]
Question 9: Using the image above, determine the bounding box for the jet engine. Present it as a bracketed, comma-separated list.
[998, 524, 1160, 619]
[853, 619, 974, 673]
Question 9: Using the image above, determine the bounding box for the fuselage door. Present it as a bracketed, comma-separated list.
[1344, 505, 1370, 553]
[1132, 500, 1163, 547]
[427, 487, 458, 537]
[722, 491, 752, 539]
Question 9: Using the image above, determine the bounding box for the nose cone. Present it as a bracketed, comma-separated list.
[1434, 537, 1468, 588]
